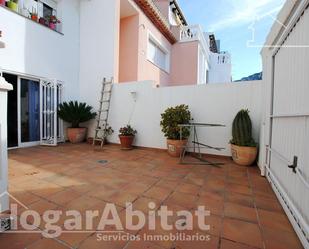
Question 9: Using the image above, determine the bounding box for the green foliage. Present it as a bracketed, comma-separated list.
[58, 101, 96, 128]
[231, 109, 257, 147]
[160, 105, 191, 140]
[119, 125, 137, 136]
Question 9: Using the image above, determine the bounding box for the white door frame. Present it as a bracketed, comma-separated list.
[2, 69, 64, 148]
[18, 75, 41, 148]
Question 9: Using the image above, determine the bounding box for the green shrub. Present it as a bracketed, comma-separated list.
[58, 101, 96, 128]
[160, 105, 191, 140]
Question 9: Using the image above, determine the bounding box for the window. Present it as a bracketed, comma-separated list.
[147, 34, 170, 72]
[22, 0, 57, 20]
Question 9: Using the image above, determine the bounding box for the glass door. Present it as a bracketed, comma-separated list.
[20, 78, 40, 147]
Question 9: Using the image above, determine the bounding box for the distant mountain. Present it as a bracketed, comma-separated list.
[235, 72, 263, 82]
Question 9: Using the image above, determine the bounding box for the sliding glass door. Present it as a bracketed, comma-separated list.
[5, 72, 64, 148]
[20, 78, 40, 146]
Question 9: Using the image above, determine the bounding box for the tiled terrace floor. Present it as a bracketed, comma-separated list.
[1, 143, 303, 249]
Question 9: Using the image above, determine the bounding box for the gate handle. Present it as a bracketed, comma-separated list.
[288, 156, 298, 174]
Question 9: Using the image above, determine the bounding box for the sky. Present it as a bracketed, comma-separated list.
[177, 0, 286, 81]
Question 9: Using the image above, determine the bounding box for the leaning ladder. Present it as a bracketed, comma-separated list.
[93, 77, 113, 147]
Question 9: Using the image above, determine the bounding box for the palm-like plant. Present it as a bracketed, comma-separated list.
[58, 101, 96, 128]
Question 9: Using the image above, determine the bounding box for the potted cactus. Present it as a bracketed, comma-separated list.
[160, 105, 191, 157]
[230, 109, 257, 166]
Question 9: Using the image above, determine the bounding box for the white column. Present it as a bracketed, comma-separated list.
[0, 76, 13, 213]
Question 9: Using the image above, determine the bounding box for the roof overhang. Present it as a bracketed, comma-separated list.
[133, 0, 177, 44]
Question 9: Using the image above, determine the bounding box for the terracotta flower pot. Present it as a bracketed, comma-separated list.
[231, 144, 257, 166]
[67, 128, 87, 144]
[49, 22, 56, 30]
[119, 135, 135, 150]
[31, 15, 38, 22]
[166, 139, 188, 157]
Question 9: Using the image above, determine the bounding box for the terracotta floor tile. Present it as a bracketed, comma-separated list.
[155, 179, 181, 189]
[6, 144, 302, 249]
[227, 183, 252, 195]
[65, 195, 106, 212]
[222, 218, 264, 248]
[58, 231, 94, 247]
[254, 196, 283, 212]
[176, 183, 201, 195]
[198, 189, 224, 202]
[220, 239, 257, 249]
[49, 189, 82, 206]
[121, 182, 150, 195]
[258, 209, 294, 233]
[173, 234, 219, 249]
[79, 233, 128, 249]
[262, 227, 303, 249]
[28, 198, 59, 215]
[125, 240, 164, 249]
[224, 202, 258, 223]
[143, 186, 172, 201]
[86, 185, 118, 201]
[226, 192, 254, 208]
[164, 192, 198, 210]
[131, 197, 161, 213]
[106, 192, 139, 208]
[0, 232, 42, 249]
[27, 238, 70, 249]
[196, 196, 224, 216]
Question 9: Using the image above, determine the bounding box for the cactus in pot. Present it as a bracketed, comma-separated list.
[230, 109, 257, 166]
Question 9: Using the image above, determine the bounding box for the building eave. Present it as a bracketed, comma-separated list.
[134, 0, 177, 44]
[170, 0, 188, 26]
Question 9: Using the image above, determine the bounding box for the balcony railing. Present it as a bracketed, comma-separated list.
[179, 25, 209, 53]
[215, 52, 231, 65]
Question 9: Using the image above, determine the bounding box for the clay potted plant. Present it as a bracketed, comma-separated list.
[119, 125, 137, 150]
[89, 125, 114, 145]
[7, 0, 18, 12]
[39, 17, 47, 26]
[58, 101, 96, 144]
[230, 109, 258, 166]
[48, 15, 60, 30]
[30, 9, 38, 22]
[160, 104, 191, 157]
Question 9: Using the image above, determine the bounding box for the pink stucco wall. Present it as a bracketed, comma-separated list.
[118, 1, 198, 86]
[170, 41, 199, 85]
[119, 15, 139, 82]
[137, 10, 172, 86]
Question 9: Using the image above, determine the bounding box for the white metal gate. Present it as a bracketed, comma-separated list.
[40, 79, 64, 146]
[267, 4, 309, 247]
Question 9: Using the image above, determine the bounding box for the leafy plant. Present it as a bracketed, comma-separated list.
[119, 125, 137, 136]
[58, 101, 96, 128]
[231, 109, 257, 147]
[48, 15, 61, 24]
[103, 125, 114, 136]
[160, 105, 191, 140]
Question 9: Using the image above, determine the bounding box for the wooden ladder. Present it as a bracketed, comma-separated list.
[93, 77, 113, 147]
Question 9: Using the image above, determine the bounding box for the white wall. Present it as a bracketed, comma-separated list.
[0, 81, 13, 212]
[0, 0, 81, 101]
[79, 0, 120, 108]
[208, 52, 232, 83]
[103, 81, 263, 157]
